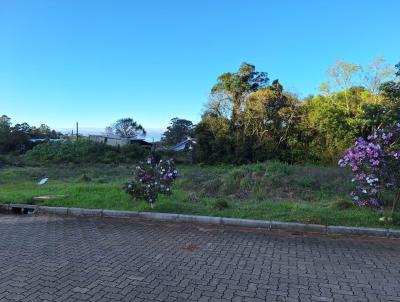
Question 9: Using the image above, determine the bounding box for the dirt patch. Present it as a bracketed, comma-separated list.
[180, 243, 199, 252]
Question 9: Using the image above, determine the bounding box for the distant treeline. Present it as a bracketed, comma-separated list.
[194, 58, 400, 164]
[0, 117, 64, 153]
[1, 58, 399, 165]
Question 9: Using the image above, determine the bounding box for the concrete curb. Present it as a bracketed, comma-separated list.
[103, 210, 139, 218]
[388, 229, 400, 239]
[326, 225, 389, 237]
[40, 206, 68, 215]
[1, 204, 399, 239]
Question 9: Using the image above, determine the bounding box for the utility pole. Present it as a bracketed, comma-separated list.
[76, 122, 79, 141]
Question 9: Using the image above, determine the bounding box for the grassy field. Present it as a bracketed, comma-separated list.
[0, 161, 399, 228]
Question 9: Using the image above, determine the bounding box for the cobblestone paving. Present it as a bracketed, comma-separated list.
[0, 214, 400, 302]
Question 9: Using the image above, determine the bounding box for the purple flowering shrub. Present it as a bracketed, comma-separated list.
[124, 157, 178, 206]
[338, 124, 400, 216]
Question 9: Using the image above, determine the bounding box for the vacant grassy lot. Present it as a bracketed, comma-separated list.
[0, 161, 398, 228]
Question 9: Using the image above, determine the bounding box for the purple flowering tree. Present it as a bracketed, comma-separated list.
[124, 157, 178, 207]
[338, 124, 400, 217]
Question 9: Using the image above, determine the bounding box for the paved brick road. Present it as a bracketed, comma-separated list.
[0, 215, 400, 302]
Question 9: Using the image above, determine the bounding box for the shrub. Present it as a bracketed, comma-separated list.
[24, 140, 148, 164]
[151, 150, 175, 161]
[339, 124, 400, 215]
[120, 144, 149, 161]
[124, 157, 178, 205]
[0, 155, 12, 167]
[211, 198, 230, 210]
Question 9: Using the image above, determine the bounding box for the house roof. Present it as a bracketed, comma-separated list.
[170, 138, 196, 150]
[89, 135, 153, 145]
[89, 134, 125, 139]
[130, 139, 153, 146]
[29, 138, 65, 143]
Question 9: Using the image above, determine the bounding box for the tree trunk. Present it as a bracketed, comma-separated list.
[231, 99, 241, 127]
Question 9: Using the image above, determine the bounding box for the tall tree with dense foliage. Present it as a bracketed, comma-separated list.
[195, 113, 234, 163]
[162, 118, 194, 145]
[0, 116, 64, 153]
[197, 65, 304, 163]
[303, 87, 370, 161]
[195, 59, 398, 164]
[195, 63, 270, 163]
[211, 63, 269, 126]
[0, 115, 12, 153]
[301, 58, 397, 162]
[378, 62, 400, 124]
[0, 115, 31, 153]
[107, 118, 146, 138]
[242, 80, 301, 161]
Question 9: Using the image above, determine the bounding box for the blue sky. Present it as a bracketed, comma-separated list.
[1, 0, 399, 139]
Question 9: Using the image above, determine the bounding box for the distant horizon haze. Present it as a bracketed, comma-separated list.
[56, 126, 164, 141]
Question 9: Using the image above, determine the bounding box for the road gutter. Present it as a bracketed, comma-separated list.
[1, 203, 399, 239]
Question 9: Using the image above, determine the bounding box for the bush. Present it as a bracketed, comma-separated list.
[120, 144, 148, 161]
[0, 155, 12, 167]
[151, 150, 176, 162]
[339, 124, 400, 215]
[24, 140, 149, 164]
[211, 198, 230, 210]
[124, 157, 178, 205]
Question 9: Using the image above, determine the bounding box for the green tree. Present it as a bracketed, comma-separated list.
[107, 118, 146, 138]
[0, 115, 11, 130]
[0, 115, 30, 153]
[196, 60, 400, 164]
[211, 63, 269, 126]
[0, 115, 12, 153]
[28, 123, 62, 139]
[162, 118, 194, 146]
[194, 115, 234, 163]
[303, 87, 369, 161]
[197, 78, 303, 163]
[242, 80, 301, 161]
[378, 62, 400, 125]
[327, 60, 361, 114]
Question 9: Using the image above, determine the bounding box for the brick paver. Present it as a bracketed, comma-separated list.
[0, 214, 399, 302]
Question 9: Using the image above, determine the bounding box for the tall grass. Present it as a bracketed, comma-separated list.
[0, 161, 398, 228]
[177, 161, 353, 202]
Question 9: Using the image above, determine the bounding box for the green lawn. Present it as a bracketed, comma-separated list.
[0, 162, 398, 228]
